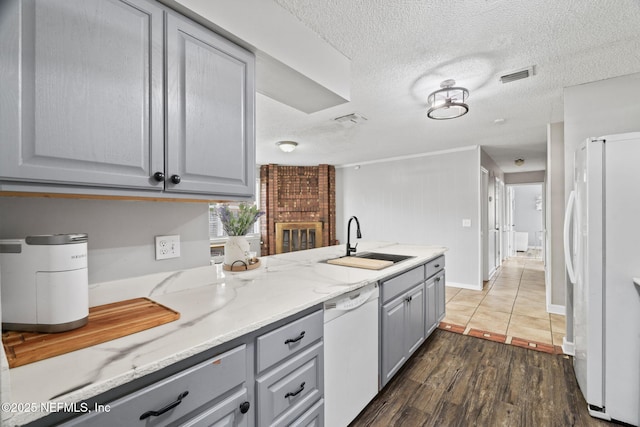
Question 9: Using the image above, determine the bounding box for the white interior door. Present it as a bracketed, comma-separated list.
[481, 168, 489, 281]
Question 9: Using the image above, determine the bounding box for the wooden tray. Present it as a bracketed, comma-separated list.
[2, 297, 180, 368]
[326, 256, 393, 270]
[223, 258, 261, 271]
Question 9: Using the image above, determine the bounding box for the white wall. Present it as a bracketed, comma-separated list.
[563, 71, 640, 344]
[504, 171, 545, 184]
[512, 184, 543, 248]
[338, 147, 481, 289]
[547, 122, 565, 310]
[0, 197, 211, 284]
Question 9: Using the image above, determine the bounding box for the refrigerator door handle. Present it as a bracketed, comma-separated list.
[564, 190, 577, 284]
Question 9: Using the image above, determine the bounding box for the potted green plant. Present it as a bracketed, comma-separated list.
[217, 203, 263, 267]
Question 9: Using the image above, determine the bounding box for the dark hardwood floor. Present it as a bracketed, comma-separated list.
[350, 329, 617, 427]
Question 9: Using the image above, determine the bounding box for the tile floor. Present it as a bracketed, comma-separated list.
[442, 254, 566, 351]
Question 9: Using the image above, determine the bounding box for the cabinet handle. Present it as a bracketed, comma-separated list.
[239, 401, 250, 414]
[434, 264, 440, 268]
[170, 174, 181, 184]
[405, 295, 413, 302]
[284, 331, 305, 345]
[285, 382, 306, 399]
[153, 171, 165, 182]
[139, 391, 189, 420]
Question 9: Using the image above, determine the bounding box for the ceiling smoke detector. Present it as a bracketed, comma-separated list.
[499, 66, 535, 84]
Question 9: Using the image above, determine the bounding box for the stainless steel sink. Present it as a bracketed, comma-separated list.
[354, 252, 414, 263]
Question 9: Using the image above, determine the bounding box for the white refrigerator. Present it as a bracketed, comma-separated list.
[564, 132, 640, 425]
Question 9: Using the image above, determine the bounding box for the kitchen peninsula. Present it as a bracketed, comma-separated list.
[2, 242, 446, 426]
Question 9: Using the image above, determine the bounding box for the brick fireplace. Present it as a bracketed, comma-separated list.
[260, 164, 336, 256]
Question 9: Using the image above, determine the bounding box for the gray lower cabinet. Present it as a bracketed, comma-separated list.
[426, 255, 446, 323]
[255, 310, 324, 426]
[435, 271, 446, 322]
[61, 345, 250, 427]
[380, 255, 446, 388]
[425, 277, 438, 335]
[380, 281, 425, 388]
[0, 0, 255, 199]
[290, 398, 324, 427]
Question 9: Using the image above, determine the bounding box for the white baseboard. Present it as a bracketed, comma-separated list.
[562, 337, 575, 356]
[547, 303, 565, 315]
[446, 281, 483, 291]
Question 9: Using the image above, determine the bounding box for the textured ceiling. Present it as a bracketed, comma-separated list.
[256, 0, 640, 172]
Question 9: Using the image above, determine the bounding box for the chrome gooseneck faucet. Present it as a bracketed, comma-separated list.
[346, 216, 362, 256]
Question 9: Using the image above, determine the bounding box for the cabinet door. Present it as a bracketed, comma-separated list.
[166, 12, 255, 197]
[406, 284, 425, 355]
[425, 278, 438, 335]
[0, 0, 164, 190]
[380, 295, 407, 387]
[435, 272, 446, 322]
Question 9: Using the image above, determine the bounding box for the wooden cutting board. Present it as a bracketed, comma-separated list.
[2, 297, 180, 368]
[326, 256, 394, 270]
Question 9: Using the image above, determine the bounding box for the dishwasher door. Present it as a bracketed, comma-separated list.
[324, 284, 379, 427]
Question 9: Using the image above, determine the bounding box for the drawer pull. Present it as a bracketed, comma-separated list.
[239, 401, 250, 414]
[434, 264, 440, 268]
[285, 382, 306, 399]
[284, 331, 305, 345]
[139, 391, 189, 420]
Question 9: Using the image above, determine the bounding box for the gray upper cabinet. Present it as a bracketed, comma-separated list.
[165, 12, 255, 197]
[0, 0, 255, 199]
[0, 0, 165, 190]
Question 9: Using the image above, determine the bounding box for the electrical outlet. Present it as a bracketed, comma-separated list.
[155, 235, 181, 260]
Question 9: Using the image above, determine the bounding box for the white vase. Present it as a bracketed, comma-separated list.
[224, 236, 250, 267]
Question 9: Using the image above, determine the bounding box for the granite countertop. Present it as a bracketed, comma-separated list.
[3, 241, 446, 426]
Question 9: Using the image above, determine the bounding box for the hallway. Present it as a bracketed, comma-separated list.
[441, 256, 565, 353]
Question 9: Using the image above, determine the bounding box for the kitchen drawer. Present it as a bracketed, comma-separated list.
[426, 255, 445, 279]
[256, 309, 323, 374]
[256, 342, 323, 427]
[290, 398, 324, 427]
[181, 387, 249, 427]
[381, 264, 425, 303]
[62, 345, 247, 427]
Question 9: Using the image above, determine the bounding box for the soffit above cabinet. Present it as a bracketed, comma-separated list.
[162, 0, 351, 113]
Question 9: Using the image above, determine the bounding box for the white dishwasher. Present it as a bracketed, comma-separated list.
[324, 283, 379, 427]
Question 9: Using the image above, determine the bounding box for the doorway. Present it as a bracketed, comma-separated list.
[481, 169, 503, 281]
[507, 183, 544, 259]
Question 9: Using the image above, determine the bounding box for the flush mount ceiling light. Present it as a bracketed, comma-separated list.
[515, 158, 525, 166]
[427, 79, 469, 120]
[276, 141, 298, 153]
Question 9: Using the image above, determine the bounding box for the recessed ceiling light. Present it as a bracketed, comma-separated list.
[515, 158, 525, 166]
[494, 118, 505, 125]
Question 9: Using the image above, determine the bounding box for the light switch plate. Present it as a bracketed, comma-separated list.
[155, 235, 180, 260]
[462, 219, 472, 227]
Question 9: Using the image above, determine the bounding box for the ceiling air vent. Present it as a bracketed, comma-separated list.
[334, 113, 368, 125]
[499, 66, 535, 84]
